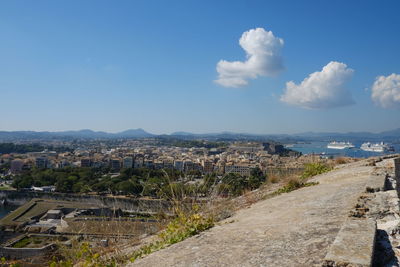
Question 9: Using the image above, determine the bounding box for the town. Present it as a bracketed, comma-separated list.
[2, 0, 399, 265]
[1, 137, 329, 264]
[0, 138, 305, 193]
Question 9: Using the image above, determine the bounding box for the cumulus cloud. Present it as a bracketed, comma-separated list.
[280, 61, 354, 109]
[215, 28, 284, 88]
[371, 73, 400, 109]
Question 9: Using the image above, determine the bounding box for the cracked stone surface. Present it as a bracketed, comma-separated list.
[126, 161, 379, 267]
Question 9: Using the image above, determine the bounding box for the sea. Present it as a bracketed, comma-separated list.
[288, 141, 400, 158]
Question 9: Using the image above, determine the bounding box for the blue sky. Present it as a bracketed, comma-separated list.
[0, 0, 399, 134]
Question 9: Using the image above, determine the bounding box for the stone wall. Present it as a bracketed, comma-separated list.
[395, 157, 400, 180]
[395, 157, 400, 196]
[0, 190, 171, 213]
[0, 244, 55, 260]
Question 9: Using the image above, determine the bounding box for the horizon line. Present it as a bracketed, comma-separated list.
[0, 127, 398, 136]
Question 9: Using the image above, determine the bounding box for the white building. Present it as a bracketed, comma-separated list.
[224, 164, 256, 176]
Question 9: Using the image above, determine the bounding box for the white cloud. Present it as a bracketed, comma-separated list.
[371, 73, 400, 109]
[215, 28, 284, 88]
[280, 61, 354, 109]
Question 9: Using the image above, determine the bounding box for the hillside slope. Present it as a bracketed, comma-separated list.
[127, 160, 387, 267]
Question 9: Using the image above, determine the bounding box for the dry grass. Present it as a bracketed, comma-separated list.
[268, 175, 279, 184]
[64, 219, 160, 236]
[334, 157, 352, 165]
[208, 168, 305, 215]
[48, 162, 330, 266]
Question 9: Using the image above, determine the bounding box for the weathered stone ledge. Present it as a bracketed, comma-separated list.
[322, 218, 376, 267]
[323, 157, 400, 267]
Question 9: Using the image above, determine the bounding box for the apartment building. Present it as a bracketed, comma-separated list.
[81, 158, 92, 168]
[10, 159, 24, 174]
[224, 163, 256, 176]
[123, 156, 133, 168]
[110, 159, 121, 171]
[202, 160, 214, 174]
[35, 157, 48, 169]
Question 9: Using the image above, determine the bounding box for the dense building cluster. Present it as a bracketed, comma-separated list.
[0, 140, 303, 180]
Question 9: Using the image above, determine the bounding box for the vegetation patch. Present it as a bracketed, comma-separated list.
[0, 185, 11, 190]
[274, 179, 319, 195]
[335, 157, 349, 165]
[0, 142, 71, 154]
[300, 163, 332, 179]
[11, 237, 33, 248]
[49, 242, 115, 267]
[130, 209, 214, 263]
[64, 218, 160, 236]
[215, 168, 267, 197]
[1, 257, 22, 267]
[12, 235, 66, 248]
[48, 210, 213, 266]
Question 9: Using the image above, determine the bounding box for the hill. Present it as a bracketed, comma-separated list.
[127, 156, 399, 266]
[0, 128, 399, 142]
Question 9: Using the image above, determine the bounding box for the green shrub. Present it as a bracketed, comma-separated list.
[12, 237, 32, 248]
[274, 179, 319, 195]
[1, 256, 22, 267]
[48, 242, 117, 267]
[301, 163, 332, 179]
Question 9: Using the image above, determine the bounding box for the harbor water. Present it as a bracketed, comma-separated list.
[289, 141, 400, 158]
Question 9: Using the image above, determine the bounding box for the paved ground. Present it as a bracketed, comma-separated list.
[127, 161, 377, 267]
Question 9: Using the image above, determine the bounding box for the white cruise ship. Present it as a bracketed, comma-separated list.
[327, 141, 355, 149]
[360, 142, 393, 152]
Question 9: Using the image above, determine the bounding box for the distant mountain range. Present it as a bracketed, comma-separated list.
[0, 128, 154, 141]
[0, 128, 399, 142]
[171, 128, 400, 141]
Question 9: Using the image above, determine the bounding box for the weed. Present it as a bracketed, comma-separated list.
[269, 176, 279, 183]
[12, 237, 32, 248]
[1, 257, 22, 267]
[274, 179, 319, 195]
[129, 209, 213, 263]
[300, 163, 332, 179]
[49, 242, 117, 267]
[335, 157, 348, 165]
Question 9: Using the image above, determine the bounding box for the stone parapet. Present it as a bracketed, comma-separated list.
[0, 243, 55, 260]
[322, 218, 376, 267]
[394, 157, 400, 196]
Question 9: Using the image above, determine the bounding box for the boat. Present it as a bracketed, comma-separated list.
[327, 141, 355, 149]
[360, 142, 394, 152]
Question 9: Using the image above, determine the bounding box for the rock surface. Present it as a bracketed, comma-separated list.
[126, 161, 385, 267]
[322, 218, 376, 267]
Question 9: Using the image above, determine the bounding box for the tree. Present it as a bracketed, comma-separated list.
[248, 167, 267, 189]
[12, 175, 33, 189]
[55, 175, 77, 192]
[116, 180, 143, 195]
[158, 182, 186, 200]
[221, 173, 248, 196]
[141, 177, 164, 197]
[200, 174, 217, 196]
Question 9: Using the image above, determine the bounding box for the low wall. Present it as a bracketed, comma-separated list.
[323, 218, 376, 267]
[0, 243, 55, 260]
[323, 158, 400, 267]
[0, 190, 171, 213]
[395, 157, 400, 196]
[323, 165, 390, 267]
